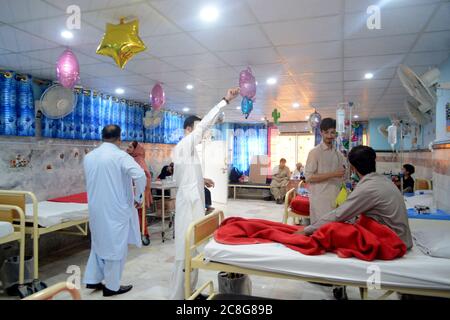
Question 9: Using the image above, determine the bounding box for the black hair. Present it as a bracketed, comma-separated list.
[348, 145, 376, 175]
[320, 118, 336, 132]
[183, 115, 202, 130]
[403, 164, 415, 175]
[102, 125, 121, 142]
[131, 140, 138, 149]
[280, 158, 287, 163]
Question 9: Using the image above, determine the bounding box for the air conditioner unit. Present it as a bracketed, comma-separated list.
[277, 122, 311, 134]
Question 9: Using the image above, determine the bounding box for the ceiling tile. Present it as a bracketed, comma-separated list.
[148, 0, 258, 32]
[344, 79, 390, 89]
[294, 72, 343, 84]
[0, 0, 63, 24]
[124, 58, 180, 74]
[426, 2, 450, 32]
[344, 5, 436, 39]
[82, 3, 180, 38]
[0, 53, 53, 72]
[344, 54, 404, 71]
[289, 58, 342, 73]
[344, 68, 396, 81]
[279, 41, 342, 62]
[81, 63, 133, 77]
[14, 16, 104, 47]
[404, 51, 450, 66]
[162, 53, 227, 70]
[216, 47, 281, 66]
[263, 15, 341, 46]
[0, 25, 59, 52]
[247, 0, 341, 23]
[413, 31, 450, 52]
[142, 33, 207, 58]
[24, 47, 101, 65]
[345, 0, 442, 13]
[191, 25, 271, 51]
[143, 71, 197, 84]
[45, 0, 143, 12]
[344, 34, 416, 57]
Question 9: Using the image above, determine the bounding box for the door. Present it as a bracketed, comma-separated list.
[202, 139, 229, 205]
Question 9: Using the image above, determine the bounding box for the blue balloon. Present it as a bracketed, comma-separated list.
[241, 97, 253, 119]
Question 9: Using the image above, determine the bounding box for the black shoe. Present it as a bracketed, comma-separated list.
[103, 285, 133, 297]
[86, 283, 104, 290]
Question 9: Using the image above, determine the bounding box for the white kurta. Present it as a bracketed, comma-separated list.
[84, 142, 146, 261]
[170, 99, 227, 299]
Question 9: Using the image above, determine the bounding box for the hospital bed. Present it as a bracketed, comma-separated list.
[184, 210, 450, 300]
[0, 203, 30, 297]
[0, 190, 89, 294]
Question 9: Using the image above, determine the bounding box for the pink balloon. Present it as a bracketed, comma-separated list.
[239, 67, 256, 99]
[56, 49, 80, 89]
[150, 83, 165, 111]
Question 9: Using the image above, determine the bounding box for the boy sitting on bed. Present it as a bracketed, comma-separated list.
[295, 145, 413, 250]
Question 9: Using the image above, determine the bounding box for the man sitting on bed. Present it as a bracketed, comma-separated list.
[295, 145, 413, 250]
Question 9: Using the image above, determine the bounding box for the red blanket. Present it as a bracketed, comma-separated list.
[214, 215, 407, 261]
[47, 192, 88, 204]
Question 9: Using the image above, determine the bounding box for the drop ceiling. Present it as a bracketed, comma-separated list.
[0, 0, 449, 123]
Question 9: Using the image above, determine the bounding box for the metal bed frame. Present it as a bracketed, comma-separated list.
[0, 203, 29, 297]
[0, 190, 89, 294]
[184, 210, 450, 300]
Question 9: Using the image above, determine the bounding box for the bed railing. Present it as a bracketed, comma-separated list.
[184, 210, 224, 299]
[22, 282, 81, 300]
[0, 204, 26, 286]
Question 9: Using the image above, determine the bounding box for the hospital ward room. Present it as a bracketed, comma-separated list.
[1, 0, 450, 303]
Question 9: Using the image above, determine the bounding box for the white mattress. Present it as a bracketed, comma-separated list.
[25, 201, 89, 227]
[204, 221, 450, 291]
[0, 221, 14, 238]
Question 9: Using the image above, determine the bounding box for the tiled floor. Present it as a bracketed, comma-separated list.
[0, 199, 399, 300]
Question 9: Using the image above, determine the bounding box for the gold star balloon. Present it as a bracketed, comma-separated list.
[96, 18, 147, 69]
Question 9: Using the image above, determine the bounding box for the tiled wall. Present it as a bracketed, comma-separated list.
[376, 151, 433, 180]
[376, 148, 450, 212]
[433, 148, 450, 212]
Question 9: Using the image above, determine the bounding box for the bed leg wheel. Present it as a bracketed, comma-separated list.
[333, 286, 348, 300]
[142, 235, 150, 246]
[17, 284, 34, 299]
[31, 279, 47, 293]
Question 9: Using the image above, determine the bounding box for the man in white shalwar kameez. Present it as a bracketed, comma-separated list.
[83, 125, 146, 297]
[170, 88, 240, 300]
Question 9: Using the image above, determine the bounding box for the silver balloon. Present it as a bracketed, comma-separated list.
[309, 111, 322, 129]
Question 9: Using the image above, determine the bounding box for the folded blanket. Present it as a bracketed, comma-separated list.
[47, 192, 88, 204]
[214, 215, 407, 261]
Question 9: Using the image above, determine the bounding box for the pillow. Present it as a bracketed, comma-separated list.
[290, 195, 310, 216]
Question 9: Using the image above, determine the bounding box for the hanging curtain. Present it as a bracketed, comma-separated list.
[231, 123, 268, 175]
[92, 91, 101, 140]
[0, 71, 17, 136]
[16, 74, 35, 137]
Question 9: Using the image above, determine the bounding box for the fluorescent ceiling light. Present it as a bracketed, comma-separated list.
[293, 102, 300, 108]
[186, 84, 194, 90]
[266, 77, 277, 85]
[115, 88, 125, 95]
[200, 6, 219, 22]
[61, 30, 73, 39]
[183, 107, 190, 112]
[354, 114, 359, 119]
[364, 72, 374, 79]
[236, 106, 241, 110]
